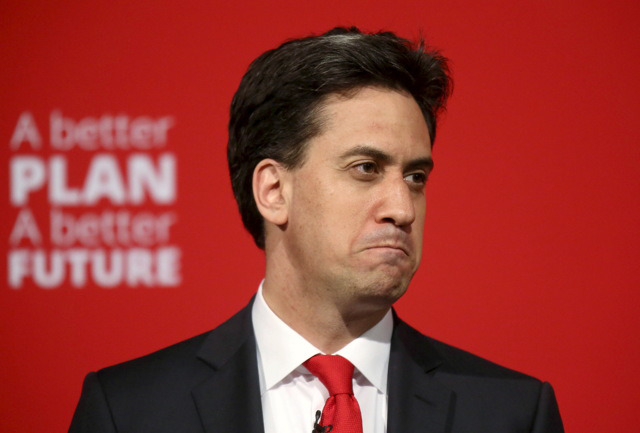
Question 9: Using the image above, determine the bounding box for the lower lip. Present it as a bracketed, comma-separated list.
[367, 247, 408, 256]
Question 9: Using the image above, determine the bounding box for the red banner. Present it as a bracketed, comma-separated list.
[2, 1, 639, 432]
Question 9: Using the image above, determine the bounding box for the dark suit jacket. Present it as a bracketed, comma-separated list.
[69, 301, 564, 433]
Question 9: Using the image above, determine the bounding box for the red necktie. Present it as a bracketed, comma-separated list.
[304, 354, 363, 433]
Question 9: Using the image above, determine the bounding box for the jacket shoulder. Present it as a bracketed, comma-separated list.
[70, 304, 256, 432]
[395, 318, 541, 382]
[96, 300, 253, 386]
[93, 302, 252, 404]
[391, 319, 564, 432]
[97, 330, 210, 385]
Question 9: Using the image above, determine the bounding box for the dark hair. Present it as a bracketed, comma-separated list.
[228, 26, 452, 249]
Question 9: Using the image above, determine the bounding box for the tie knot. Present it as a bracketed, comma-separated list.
[304, 354, 355, 396]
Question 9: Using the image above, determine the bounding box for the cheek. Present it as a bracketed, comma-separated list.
[413, 200, 427, 253]
[316, 194, 366, 252]
[290, 183, 338, 240]
[415, 201, 426, 231]
[292, 173, 373, 247]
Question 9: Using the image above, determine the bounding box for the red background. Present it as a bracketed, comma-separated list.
[2, 1, 639, 431]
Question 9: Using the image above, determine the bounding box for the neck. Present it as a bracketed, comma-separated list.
[262, 248, 389, 354]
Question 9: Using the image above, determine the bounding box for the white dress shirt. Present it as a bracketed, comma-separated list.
[252, 282, 393, 433]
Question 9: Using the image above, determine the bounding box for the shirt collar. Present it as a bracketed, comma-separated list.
[336, 308, 393, 394]
[252, 282, 322, 392]
[251, 281, 393, 394]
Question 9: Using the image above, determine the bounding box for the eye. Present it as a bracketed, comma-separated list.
[349, 161, 379, 179]
[354, 162, 378, 174]
[404, 172, 428, 187]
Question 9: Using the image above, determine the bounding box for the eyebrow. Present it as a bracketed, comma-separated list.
[339, 145, 434, 171]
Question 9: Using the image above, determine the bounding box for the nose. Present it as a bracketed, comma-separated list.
[375, 177, 416, 228]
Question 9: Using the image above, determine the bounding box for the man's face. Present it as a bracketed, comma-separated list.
[280, 86, 432, 313]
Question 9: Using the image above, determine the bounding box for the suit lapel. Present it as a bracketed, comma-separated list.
[387, 317, 455, 433]
[192, 302, 265, 433]
[188, 303, 455, 433]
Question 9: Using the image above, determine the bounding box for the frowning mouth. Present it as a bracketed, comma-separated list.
[359, 229, 413, 257]
[365, 245, 410, 256]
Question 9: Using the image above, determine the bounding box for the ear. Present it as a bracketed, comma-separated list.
[252, 159, 289, 226]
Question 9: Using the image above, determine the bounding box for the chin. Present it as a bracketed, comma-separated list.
[354, 272, 412, 306]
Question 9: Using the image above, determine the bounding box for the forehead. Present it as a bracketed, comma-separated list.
[309, 86, 432, 160]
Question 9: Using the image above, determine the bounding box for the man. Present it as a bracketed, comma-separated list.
[69, 27, 564, 433]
